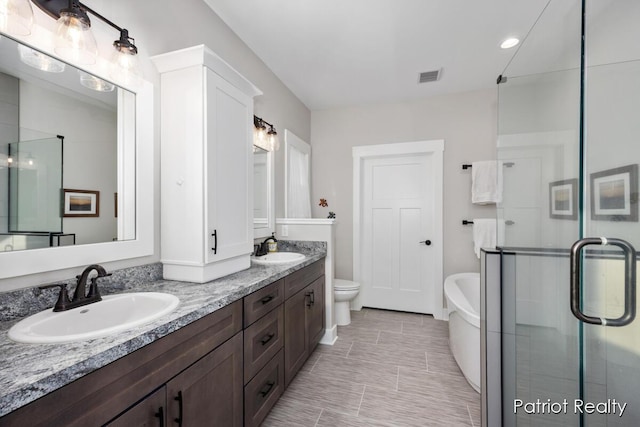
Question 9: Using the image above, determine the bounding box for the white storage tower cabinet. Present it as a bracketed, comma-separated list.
[152, 45, 262, 282]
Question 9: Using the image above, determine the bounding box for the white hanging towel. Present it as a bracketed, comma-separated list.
[471, 160, 503, 204]
[473, 218, 497, 259]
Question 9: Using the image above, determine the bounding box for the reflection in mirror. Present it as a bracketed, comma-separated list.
[253, 145, 274, 239]
[0, 34, 134, 253]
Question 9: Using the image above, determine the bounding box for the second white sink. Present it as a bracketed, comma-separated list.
[8, 292, 180, 344]
[252, 252, 305, 264]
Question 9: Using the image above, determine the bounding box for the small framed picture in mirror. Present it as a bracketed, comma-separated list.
[590, 164, 638, 222]
[63, 189, 100, 217]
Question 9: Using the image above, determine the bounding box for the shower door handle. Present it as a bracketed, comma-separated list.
[570, 237, 637, 327]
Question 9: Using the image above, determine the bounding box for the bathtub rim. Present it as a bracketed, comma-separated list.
[444, 272, 480, 329]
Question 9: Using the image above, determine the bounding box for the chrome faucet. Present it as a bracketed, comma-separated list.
[40, 264, 111, 312]
[254, 233, 278, 257]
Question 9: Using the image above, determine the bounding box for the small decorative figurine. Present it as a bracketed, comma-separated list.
[319, 198, 328, 207]
[328, 211, 336, 219]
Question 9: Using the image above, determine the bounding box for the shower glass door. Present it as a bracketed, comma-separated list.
[498, 0, 640, 425]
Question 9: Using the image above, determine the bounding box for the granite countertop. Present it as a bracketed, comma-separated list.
[0, 241, 326, 417]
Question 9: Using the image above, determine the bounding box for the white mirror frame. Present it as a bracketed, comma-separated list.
[254, 148, 275, 239]
[0, 44, 154, 279]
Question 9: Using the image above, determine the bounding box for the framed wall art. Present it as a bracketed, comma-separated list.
[63, 189, 100, 218]
[549, 178, 578, 220]
[590, 164, 638, 222]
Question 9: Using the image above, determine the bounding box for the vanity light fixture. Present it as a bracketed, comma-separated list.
[0, 0, 33, 36]
[500, 37, 520, 49]
[78, 69, 114, 92]
[31, 0, 142, 85]
[254, 115, 280, 151]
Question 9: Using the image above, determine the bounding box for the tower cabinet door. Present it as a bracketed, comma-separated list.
[166, 332, 243, 427]
[205, 69, 253, 264]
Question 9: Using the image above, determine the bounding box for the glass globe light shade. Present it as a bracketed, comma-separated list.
[0, 0, 33, 36]
[54, 11, 98, 65]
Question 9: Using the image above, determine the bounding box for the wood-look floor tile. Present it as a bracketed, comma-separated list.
[316, 408, 397, 427]
[427, 350, 464, 375]
[314, 338, 353, 358]
[402, 319, 449, 339]
[397, 367, 479, 406]
[468, 400, 481, 427]
[358, 385, 472, 426]
[310, 354, 399, 390]
[261, 397, 322, 427]
[363, 308, 425, 324]
[348, 316, 403, 333]
[336, 325, 381, 344]
[347, 341, 427, 370]
[377, 330, 448, 351]
[281, 371, 365, 416]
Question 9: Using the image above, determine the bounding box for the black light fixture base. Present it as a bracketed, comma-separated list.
[31, 0, 69, 20]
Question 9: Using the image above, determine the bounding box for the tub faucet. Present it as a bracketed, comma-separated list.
[39, 264, 111, 312]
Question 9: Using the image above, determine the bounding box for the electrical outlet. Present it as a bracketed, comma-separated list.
[281, 225, 289, 237]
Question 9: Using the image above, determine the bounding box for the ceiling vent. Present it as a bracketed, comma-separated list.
[418, 69, 441, 84]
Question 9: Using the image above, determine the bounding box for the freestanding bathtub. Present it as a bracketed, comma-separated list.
[444, 272, 480, 393]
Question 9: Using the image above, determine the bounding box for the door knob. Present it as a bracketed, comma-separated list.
[419, 240, 432, 246]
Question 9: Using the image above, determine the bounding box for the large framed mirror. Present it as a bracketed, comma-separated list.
[0, 33, 153, 283]
[253, 145, 275, 239]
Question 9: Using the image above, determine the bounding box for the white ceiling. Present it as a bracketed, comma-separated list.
[203, 0, 550, 110]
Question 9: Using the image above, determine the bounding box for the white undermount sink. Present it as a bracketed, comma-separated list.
[8, 292, 180, 344]
[252, 252, 305, 265]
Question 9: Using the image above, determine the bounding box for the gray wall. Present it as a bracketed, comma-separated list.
[0, 0, 311, 289]
[310, 88, 498, 281]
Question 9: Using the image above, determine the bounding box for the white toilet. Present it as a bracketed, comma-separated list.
[334, 279, 361, 326]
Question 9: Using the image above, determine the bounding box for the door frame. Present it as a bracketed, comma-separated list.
[352, 140, 445, 319]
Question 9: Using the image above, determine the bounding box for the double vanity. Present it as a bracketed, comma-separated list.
[0, 244, 326, 426]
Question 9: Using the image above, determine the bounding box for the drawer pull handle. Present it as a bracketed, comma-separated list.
[260, 295, 275, 304]
[155, 406, 165, 427]
[260, 333, 275, 346]
[259, 381, 275, 398]
[310, 290, 315, 305]
[174, 391, 183, 426]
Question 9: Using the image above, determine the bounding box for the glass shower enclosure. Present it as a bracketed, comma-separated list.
[497, 0, 640, 425]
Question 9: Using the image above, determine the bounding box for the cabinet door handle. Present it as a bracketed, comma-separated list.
[305, 291, 313, 307]
[259, 381, 275, 398]
[260, 294, 275, 304]
[310, 290, 315, 305]
[155, 406, 165, 427]
[211, 230, 218, 254]
[173, 391, 183, 426]
[260, 332, 276, 346]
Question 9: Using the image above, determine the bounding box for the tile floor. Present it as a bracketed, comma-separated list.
[263, 308, 481, 426]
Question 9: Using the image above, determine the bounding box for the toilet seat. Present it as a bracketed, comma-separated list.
[334, 279, 360, 291]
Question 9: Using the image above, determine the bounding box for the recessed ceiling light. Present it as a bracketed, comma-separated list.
[500, 38, 520, 49]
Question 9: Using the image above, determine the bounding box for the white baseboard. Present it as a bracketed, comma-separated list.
[434, 306, 448, 321]
[319, 325, 338, 345]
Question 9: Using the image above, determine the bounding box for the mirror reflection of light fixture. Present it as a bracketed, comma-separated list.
[78, 70, 114, 92]
[254, 115, 279, 151]
[18, 44, 66, 73]
[31, 0, 142, 84]
[0, 0, 33, 36]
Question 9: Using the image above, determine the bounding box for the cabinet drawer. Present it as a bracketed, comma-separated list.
[243, 279, 284, 327]
[244, 350, 284, 427]
[284, 260, 325, 299]
[244, 305, 284, 384]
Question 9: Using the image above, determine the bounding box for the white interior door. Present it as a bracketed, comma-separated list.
[355, 141, 443, 316]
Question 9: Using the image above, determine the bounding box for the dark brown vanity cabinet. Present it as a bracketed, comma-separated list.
[0, 259, 325, 427]
[283, 261, 325, 386]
